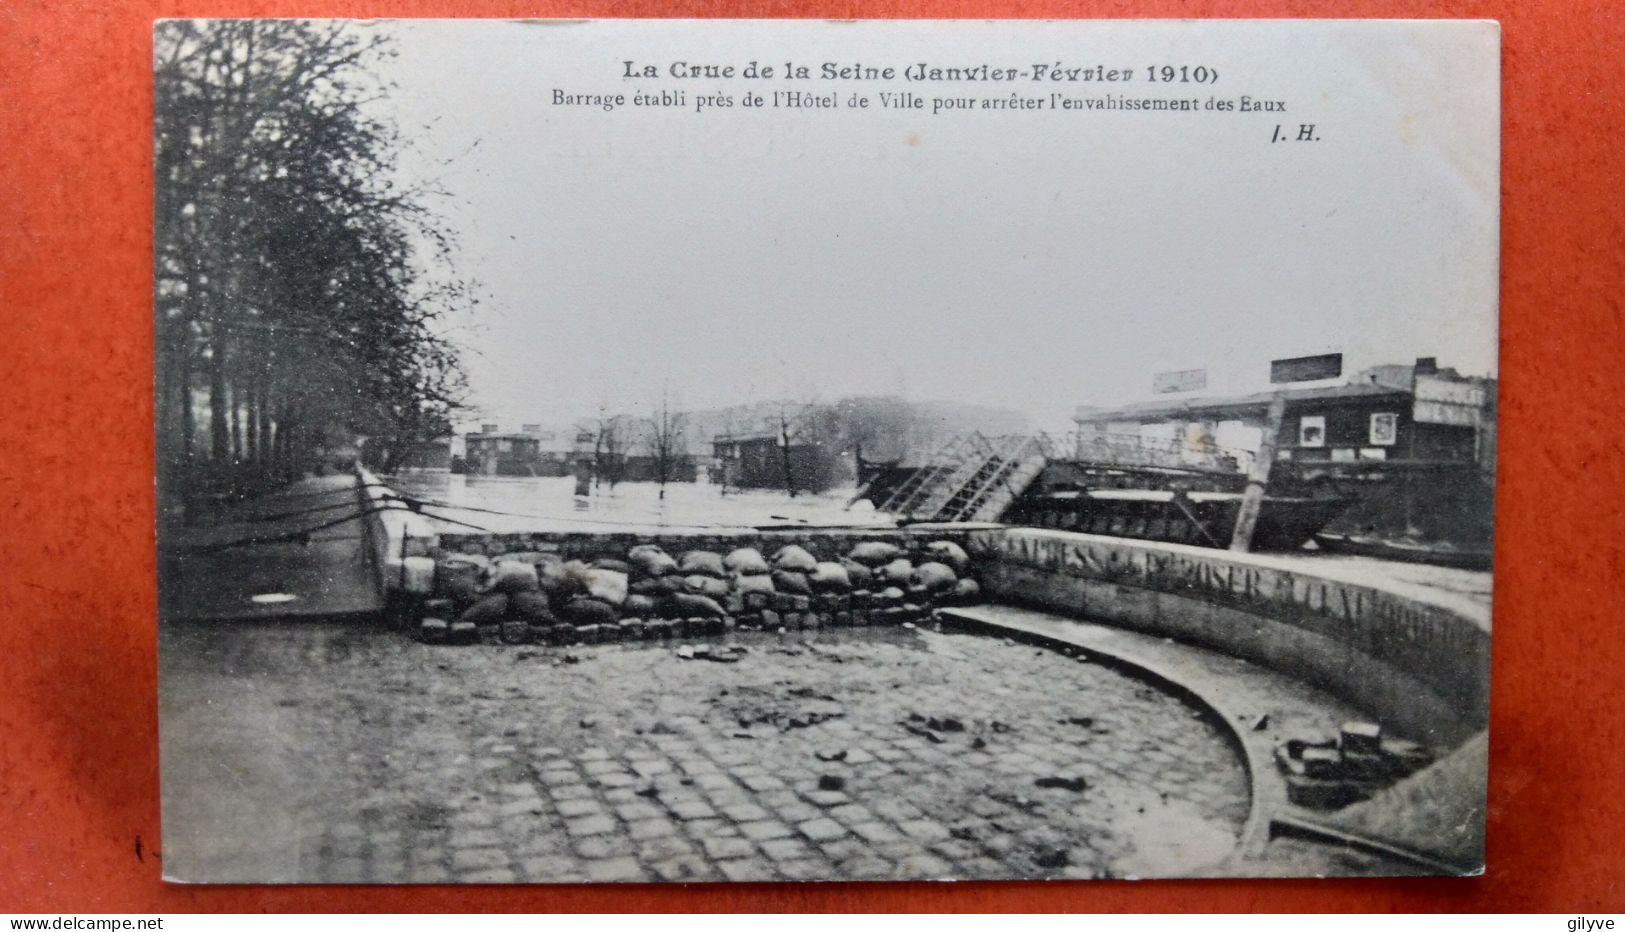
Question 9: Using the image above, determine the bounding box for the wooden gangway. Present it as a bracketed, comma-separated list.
[872, 433, 1052, 523]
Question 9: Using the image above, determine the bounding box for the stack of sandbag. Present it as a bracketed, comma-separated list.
[416, 534, 983, 645]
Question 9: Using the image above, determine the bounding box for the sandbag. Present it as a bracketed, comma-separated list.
[622, 593, 658, 618]
[627, 547, 679, 578]
[660, 592, 728, 618]
[591, 557, 634, 575]
[771, 569, 813, 596]
[847, 541, 902, 567]
[952, 578, 982, 603]
[910, 561, 958, 593]
[585, 568, 630, 606]
[538, 560, 592, 600]
[489, 560, 541, 594]
[677, 550, 727, 578]
[926, 541, 971, 574]
[684, 575, 731, 600]
[435, 558, 484, 604]
[508, 590, 554, 624]
[401, 556, 436, 595]
[499, 550, 550, 565]
[458, 594, 508, 627]
[560, 597, 619, 627]
[724, 547, 771, 576]
[809, 561, 853, 593]
[733, 573, 775, 596]
[877, 558, 915, 586]
[450, 551, 492, 569]
[630, 575, 683, 596]
[772, 545, 819, 573]
[838, 558, 874, 589]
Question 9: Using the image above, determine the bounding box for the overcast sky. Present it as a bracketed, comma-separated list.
[364, 19, 1499, 431]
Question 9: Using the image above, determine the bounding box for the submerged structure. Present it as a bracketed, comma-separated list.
[854, 361, 1496, 561]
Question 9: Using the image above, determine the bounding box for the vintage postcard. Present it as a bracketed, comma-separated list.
[155, 19, 1498, 883]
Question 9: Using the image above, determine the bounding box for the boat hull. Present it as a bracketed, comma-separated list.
[1010, 490, 1352, 552]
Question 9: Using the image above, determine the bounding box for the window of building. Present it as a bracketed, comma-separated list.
[1298, 416, 1326, 448]
[1370, 412, 1398, 446]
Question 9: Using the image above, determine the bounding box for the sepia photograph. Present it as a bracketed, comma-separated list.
[154, 18, 1499, 884]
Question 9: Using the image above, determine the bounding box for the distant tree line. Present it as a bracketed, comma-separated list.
[154, 20, 473, 500]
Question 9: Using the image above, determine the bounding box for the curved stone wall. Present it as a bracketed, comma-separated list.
[965, 527, 1490, 747]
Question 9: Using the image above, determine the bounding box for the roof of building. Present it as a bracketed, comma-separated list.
[713, 431, 785, 444]
[1074, 382, 1413, 424]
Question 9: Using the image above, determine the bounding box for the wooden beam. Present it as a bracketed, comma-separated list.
[1229, 392, 1288, 552]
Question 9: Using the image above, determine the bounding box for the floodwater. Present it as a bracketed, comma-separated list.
[380, 472, 894, 535]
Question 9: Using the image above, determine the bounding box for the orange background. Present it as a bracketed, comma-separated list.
[2, 0, 1622, 913]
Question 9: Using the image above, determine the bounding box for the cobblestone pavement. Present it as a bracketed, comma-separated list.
[160, 622, 1251, 883]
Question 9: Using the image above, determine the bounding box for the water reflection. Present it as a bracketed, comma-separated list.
[381, 472, 890, 534]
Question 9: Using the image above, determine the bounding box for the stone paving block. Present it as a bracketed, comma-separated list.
[804, 789, 851, 808]
[930, 839, 979, 861]
[574, 834, 636, 860]
[700, 835, 755, 860]
[631, 758, 673, 777]
[716, 859, 770, 882]
[637, 836, 696, 861]
[827, 803, 877, 825]
[797, 817, 849, 843]
[893, 853, 955, 879]
[549, 782, 595, 801]
[851, 821, 904, 844]
[759, 837, 816, 862]
[666, 798, 717, 821]
[554, 798, 606, 819]
[614, 801, 665, 822]
[519, 854, 584, 883]
[497, 799, 545, 818]
[564, 814, 617, 838]
[594, 771, 637, 789]
[585, 856, 647, 883]
[692, 771, 736, 791]
[450, 847, 509, 872]
[869, 798, 923, 822]
[538, 768, 583, 787]
[775, 859, 826, 881]
[898, 819, 952, 843]
[738, 773, 789, 793]
[839, 855, 894, 880]
[721, 802, 770, 822]
[738, 820, 796, 842]
[627, 818, 679, 841]
[650, 855, 718, 882]
[448, 828, 504, 849]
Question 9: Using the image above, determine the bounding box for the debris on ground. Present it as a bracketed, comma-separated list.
[818, 774, 846, 791]
[1034, 776, 1088, 793]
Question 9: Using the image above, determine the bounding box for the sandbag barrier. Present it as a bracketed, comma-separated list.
[400, 538, 985, 647]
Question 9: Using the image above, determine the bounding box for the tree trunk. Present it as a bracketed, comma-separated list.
[209, 328, 229, 463]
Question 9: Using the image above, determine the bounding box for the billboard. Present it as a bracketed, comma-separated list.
[1153, 368, 1207, 394]
[1270, 353, 1343, 383]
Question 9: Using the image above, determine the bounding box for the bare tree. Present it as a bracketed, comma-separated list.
[595, 412, 632, 491]
[777, 400, 802, 498]
[155, 21, 474, 498]
[644, 390, 690, 500]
